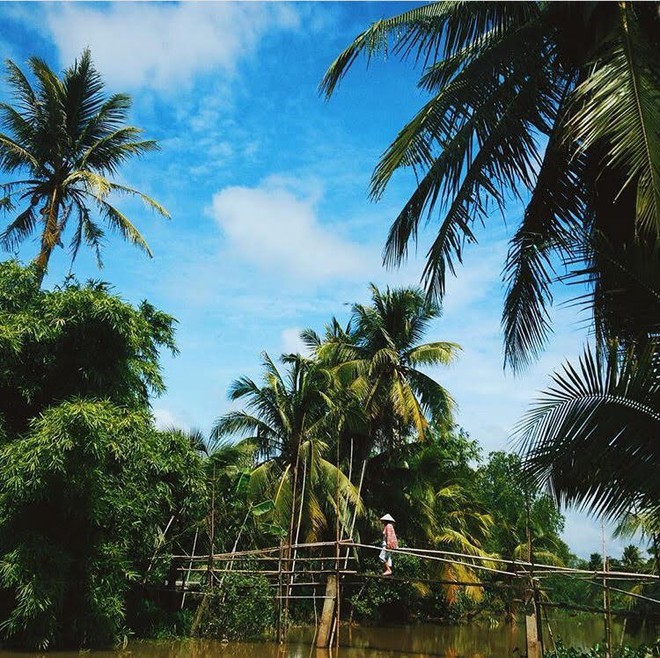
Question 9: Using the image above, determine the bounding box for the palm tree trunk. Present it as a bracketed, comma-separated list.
[35, 189, 61, 286]
[289, 450, 308, 596]
[283, 434, 303, 636]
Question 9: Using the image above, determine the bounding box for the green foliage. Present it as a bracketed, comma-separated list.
[308, 283, 459, 457]
[0, 260, 177, 436]
[348, 552, 428, 624]
[322, 2, 660, 369]
[0, 262, 205, 650]
[0, 400, 205, 649]
[515, 345, 660, 522]
[322, 0, 660, 531]
[212, 353, 361, 546]
[128, 599, 193, 640]
[476, 451, 567, 559]
[195, 574, 274, 641]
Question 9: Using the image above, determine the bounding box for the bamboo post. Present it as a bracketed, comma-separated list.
[143, 513, 176, 583]
[602, 524, 612, 658]
[334, 433, 341, 650]
[276, 539, 284, 643]
[208, 464, 216, 590]
[334, 539, 341, 650]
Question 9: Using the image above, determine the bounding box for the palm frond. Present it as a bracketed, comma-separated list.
[405, 369, 456, 423]
[0, 204, 38, 251]
[569, 4, 660, 237]
[502, 105, 585, 371]
[0, 132, 39, 172]
[97, 200, 152, 256]
[320, 2, 536, 97]
[406, 341, 461, 367]
[516, 345, 660, 520]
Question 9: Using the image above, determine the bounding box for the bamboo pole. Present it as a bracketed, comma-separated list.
[181, 528, 199, 610]
[276, 539, 284, 644]
[143, 514, 176, 583]
[208, 464, 216, 590]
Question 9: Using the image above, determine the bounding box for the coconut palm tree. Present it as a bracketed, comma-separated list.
[308, 284, 459, 456]
[211, 353, 361, 546]
[321, 1, 660, 370]
[364, 432, 494, 604]
[0, 49, 168, 284]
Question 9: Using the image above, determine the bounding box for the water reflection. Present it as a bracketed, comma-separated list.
[0, 619, 655, 658]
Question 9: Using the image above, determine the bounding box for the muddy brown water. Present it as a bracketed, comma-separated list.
[0, 618, 656, 657]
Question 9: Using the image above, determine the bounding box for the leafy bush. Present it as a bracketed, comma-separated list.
[196, 574, 274, 641]
[0, 263, 206, 650]
[0, 401, 205, 649]
[347, 551, 427, 624]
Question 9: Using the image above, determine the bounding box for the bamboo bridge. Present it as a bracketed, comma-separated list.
[159, 538, 660, 658]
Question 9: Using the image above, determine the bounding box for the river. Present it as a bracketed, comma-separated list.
[0, 618, 656, 657]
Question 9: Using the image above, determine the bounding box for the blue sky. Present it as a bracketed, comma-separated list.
[0, 2, 636, 558]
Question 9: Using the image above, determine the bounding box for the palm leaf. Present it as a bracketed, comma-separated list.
[0, 205, 38, 251]
[97, 200, 152, 256]
[0, 132, 39, 172]
[568, 3, 660, 237]
[406, 341, 461, 367]
[516, 345, 660, 520]
[320, 2, 535, 97]
[502, 98, 586, 371]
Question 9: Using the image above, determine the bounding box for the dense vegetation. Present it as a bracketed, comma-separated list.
[0, 262, 655, 649]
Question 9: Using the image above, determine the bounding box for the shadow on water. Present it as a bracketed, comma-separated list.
[0, 619, 656, 658]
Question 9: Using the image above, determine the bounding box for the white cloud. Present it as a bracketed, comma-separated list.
[210, 177, 376, 282]
[281, 327, 311, 356]
[152, 407, 187, 431]
[44, 3, 300, 92]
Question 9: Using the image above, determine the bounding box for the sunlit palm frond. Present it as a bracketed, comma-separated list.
[614, 509, 660, 550]
[404, 369, 455, 426]
[406, 341, 460, 367]
[569, 4, 660, 237]
[97, 200, 152, 256]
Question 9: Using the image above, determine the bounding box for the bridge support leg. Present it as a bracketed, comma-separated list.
[316, 574, 337, 647]
[525, 588, 543, 658]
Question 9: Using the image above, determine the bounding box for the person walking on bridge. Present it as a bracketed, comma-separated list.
[379, 513, 398, 575]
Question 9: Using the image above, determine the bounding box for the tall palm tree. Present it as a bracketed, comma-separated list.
[322, 2, 659, 370]
[0, 49, 168, 284]
[211, 353, 361, 546]
[308, 284, 459, 456]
